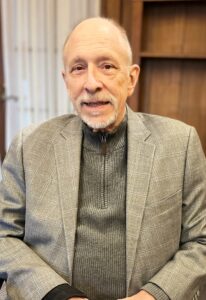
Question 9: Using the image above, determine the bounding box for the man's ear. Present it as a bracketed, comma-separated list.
[62, 70, 69, 89]
[128, 64, 140, 97]
[62, 70, 66, 82]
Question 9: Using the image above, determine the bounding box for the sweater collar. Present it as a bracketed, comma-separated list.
[82, 115, 127, 154]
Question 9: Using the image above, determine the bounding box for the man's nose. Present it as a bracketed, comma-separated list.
[84, 66, 103, 94]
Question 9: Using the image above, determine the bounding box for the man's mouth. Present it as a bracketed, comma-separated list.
[81, 101, 111, 107]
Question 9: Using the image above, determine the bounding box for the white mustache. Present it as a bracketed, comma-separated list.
[76, 93, 116, 105]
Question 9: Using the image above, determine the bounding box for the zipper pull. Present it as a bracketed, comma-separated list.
[100, 133, 108, 155]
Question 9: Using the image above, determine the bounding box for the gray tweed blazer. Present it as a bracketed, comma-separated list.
[0, 107, 206, 300]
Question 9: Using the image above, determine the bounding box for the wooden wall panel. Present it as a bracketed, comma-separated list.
[141, 2, 206, 57]
[142, 3, 187, 55]
[180, 61, 206, 144]
[101, 0, 121, 22]
[140, 59, 182, 119]
[140, 59, 206, 152]
[183, 4, 206, 56]
[121, 0, 143, 111]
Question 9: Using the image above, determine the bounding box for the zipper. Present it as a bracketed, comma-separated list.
[100, 132, 108, 208]
[100, 132, 108, 155]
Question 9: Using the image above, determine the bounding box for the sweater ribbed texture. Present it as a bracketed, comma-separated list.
[72, 120, 127, 300]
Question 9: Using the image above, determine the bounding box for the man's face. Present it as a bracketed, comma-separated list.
[63, 19, 139, 132]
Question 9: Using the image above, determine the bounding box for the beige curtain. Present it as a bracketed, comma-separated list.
[1, 0, 100, 149]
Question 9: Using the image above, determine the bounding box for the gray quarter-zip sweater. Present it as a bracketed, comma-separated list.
[72, 119, 127, 300]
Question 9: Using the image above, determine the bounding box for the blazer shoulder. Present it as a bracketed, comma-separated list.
[21, 114, 80, 144]
[136, 112, 192, 138]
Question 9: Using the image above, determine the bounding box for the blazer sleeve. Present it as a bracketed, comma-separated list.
[0, 130, 70, 299]
[142, 126, 206, 300]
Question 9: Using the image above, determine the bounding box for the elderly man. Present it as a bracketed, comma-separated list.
[0, 17, 206, 300]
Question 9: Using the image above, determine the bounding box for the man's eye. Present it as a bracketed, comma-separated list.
[103, 64, 114, 70]
[71, 65, 85, 73]
[100, 64, 117, 74]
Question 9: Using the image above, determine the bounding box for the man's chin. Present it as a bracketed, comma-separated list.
[81, 115, 116, 131]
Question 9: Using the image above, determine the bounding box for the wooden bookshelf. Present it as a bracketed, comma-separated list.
[139, 0, 206, 153]
[102, 0, 206, 154]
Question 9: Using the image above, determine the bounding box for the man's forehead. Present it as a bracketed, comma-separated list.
[69, 18, 118, 39]
[63, 18, 132, 65]
[65, 39, 127, 67]
[65, 18, 126, 53]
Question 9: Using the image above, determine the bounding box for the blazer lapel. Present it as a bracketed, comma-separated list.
[126, 108, 156, 291]
[53, 116, 82, 282]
